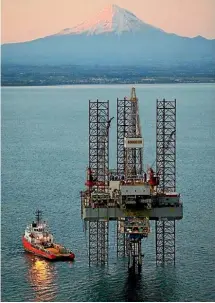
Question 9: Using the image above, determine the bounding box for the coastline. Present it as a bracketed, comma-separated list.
[2, 77, 215, 87]
[1, 82, 215, 89]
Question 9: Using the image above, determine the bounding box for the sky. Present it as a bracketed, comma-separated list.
[1, 0, 215, 43]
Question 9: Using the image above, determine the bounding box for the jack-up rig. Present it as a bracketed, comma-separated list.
[80, 88, 183, 272]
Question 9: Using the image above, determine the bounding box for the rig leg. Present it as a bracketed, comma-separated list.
[155, 220, 176, 265]
[116, 220, 126, 257]
[89, 221, 99, 265]
[98, 221, 109, 265]
[89, 220, 109, 265]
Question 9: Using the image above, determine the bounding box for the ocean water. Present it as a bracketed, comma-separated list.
[1, 84, 215, 302]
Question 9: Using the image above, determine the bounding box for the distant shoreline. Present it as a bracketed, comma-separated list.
[1, 79, 215, 87]
[2, 64, 215, 86]
[2, 81, 215, 88]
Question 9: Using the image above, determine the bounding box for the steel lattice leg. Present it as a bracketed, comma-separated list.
[156, 99, 176, 193]
[89, 220, 109, 265]
[98, 221, 109, 264]
[155, 220, 175, 265]
[116, 220, 126, 257]
[156, 99, 177, 265]
[89, 100, 109, 186]
[89, 221, 98, 265]
[87, 100, 109, 266]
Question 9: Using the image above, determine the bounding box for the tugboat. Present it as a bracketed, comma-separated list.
[22, 211, 75, 260]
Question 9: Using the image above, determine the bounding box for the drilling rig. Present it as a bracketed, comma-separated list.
[80, 88, 183, 272]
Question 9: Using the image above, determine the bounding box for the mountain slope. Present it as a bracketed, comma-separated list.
[2, 4, 215, 66]
[56, 4, 164, 36]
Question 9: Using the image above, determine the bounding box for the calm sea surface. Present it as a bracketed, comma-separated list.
[1, 84, 215, 302]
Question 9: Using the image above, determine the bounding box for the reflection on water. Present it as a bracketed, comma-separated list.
[24, 253, 58, 302]
[154, 266, 177, 301]
[122, 266, 178, 302]
[123, 272, 143, 302]
[2, 85, 215, 302]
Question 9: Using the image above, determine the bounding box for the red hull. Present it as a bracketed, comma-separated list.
[22, 236, 75, 261]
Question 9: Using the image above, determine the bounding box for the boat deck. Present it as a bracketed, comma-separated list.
[46, 247, 70, 257]
[47, 247, 59, 254]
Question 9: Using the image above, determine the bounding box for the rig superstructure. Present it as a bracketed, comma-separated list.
[80, 88, 183, 272]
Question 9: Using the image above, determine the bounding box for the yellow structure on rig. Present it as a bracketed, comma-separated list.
[130, 87, 137, 102]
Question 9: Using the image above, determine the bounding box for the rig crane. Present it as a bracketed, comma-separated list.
[80, 89, 183, 272]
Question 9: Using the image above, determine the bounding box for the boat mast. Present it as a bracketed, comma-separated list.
[35, 210, 42, 224]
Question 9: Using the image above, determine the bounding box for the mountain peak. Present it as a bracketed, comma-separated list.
[56, 4, 161, 36]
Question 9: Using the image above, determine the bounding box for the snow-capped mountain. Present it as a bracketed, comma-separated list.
[2, 4, 215, 66]
[57, 4, 163, 36]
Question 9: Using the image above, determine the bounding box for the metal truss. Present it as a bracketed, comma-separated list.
[88, 221, 109, 265]
[89, 100, 109, 185]
[156, 99, 176, 265]
[116, 220, 126, 257]
[125, 99, 142, 178]
[156, 99, 176, 193]
[117, 97, 132, 176]
[98, 221, 109, 264]
[116, 89, 144, 265]
[88, 100, 110, 265]
[116, 97, 132, 258]
[89, 221, 99, 264]
[156, 220, 175, 265]
[117, 92, 143, 179]
[127, 238, 142, 273]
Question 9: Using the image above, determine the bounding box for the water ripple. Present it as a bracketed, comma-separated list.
[2, 84, 215, 302]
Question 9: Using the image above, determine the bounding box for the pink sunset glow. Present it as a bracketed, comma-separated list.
[1, 0, 215, 43]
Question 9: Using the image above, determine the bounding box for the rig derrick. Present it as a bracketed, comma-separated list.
[80, 90, 183, 272]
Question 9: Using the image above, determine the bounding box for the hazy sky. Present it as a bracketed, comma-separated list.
[2, 0, 215, 43]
